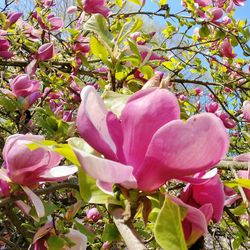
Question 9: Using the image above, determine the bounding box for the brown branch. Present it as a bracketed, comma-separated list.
[0, 182, 79, 208]
[111, 208, 147, 250]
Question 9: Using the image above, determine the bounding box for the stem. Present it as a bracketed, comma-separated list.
[111, 208, 147, 250]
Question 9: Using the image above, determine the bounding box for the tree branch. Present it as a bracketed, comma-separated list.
[111, 208, 147, 250]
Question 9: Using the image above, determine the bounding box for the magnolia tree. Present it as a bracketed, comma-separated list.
[0, 0, 250, 249]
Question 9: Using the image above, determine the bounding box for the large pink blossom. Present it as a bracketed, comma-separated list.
[82, 0, 111, 17]
[74, 86, 229, 192]
[3, 134, 77, 186]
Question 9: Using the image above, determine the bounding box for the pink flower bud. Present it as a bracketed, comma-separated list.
[7, 12, 23, 26]
[37, 43, 55, 61]
[67, 6, 78, 14]
[194, 87, 203, 96]
[224, 86, 232, 93]
[179, 94, 187, 101]
[205, 102, 219, 113]
[220, 38, 237, 58]
[10, 74, 40, 98]
[86, 207, 101, 222]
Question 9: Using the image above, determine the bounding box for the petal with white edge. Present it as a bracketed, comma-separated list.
[73, 147, 137, 189]
[39, 165, 78, 182]
[22, 186, 45, 218]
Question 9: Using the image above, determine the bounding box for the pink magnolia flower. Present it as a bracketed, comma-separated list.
[194, 87, 203, 96]
[10, 74, 40, 98]
[242, 101, 250, 122]
[33, 12, 64, 31]
[170, 196, 213, 246]
[9, 74, 41, 108]
[83, 0, 111, 17]
[3, 134, 77, 186]
[215, 110, 236, 129]
[6, 12, 22, 27]
[180, 170, 225, 222]
[86, 207, 102, 222]
[37, 43, 55, 61]
[73, 86, 229, 192]
[205, 102, 219, 113]
[220, 38, 237, 58]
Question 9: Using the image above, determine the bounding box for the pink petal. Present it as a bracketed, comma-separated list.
[121, 87, 180, 169]
[77, 86, 117, 160]
[136, 113, 229, 191]
[22, 186, 45, 218]
[65, 229, 87, 250]
[234, 152, 250, 162]
[170, 196, 210, 246]
[73, 147, 137, 189]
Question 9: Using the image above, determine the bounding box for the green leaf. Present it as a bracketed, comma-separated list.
[115, 0, 123, 7]
[74, 220, 95, 243]
[119, 18, 143, 43]
[90, 36, 109, 62]
[154, 197, 187, 250]
[102, 224, 120, 242]
[199, 25, 210, 38]
[224, 178, 250, 189]
[47, 235, 66, 250]
[77, 167, 121, 205]
[84, 14, 113, 48]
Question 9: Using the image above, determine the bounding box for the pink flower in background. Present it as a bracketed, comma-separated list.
[83, 0, 111, 17]
[215, 110, 236, 129]
[74, 86, 229, 192]
[242, 101, 250, 122]
[194, 87, 203, 96]
[37, 43, 55, 61]
[0, 180, 10, 198]
[41, 0, 55, 8]
[205, 102, 219, 113]
[180, 170, 225, 222]
[33, 12, 64, 31]
[3, 134, 77, 186]
[220, 38, 237, 58]
[10, 74, 40, 98]
[86, 207, 102, 222]
[67, 6, 78, 14]
[0, 37, 13, 59]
